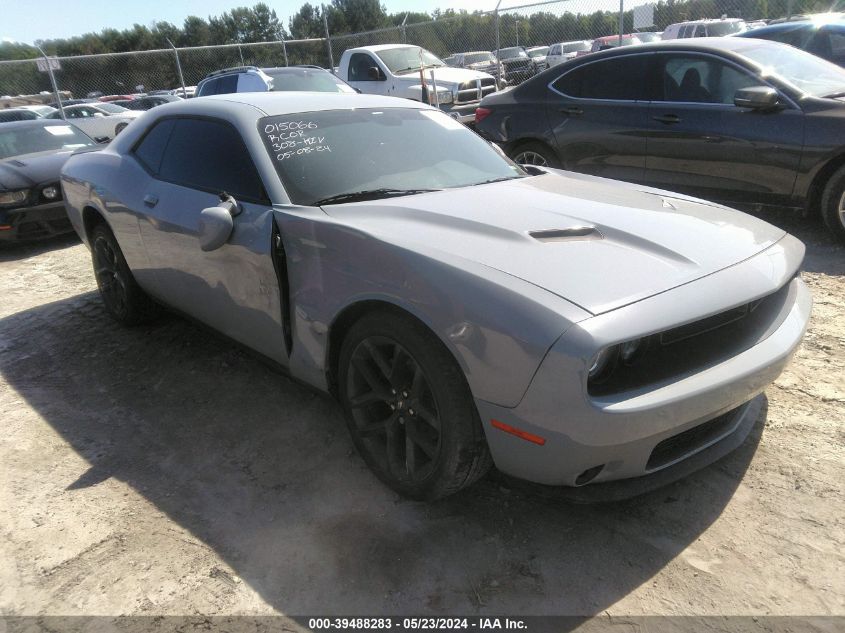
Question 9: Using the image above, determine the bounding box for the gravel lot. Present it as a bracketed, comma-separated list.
[0, 213, 842, 622]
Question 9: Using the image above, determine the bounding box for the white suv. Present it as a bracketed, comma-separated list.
[196, 65, 357, 97]
[662, 19, 747, 39]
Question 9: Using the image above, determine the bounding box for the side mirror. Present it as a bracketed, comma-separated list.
[94, 136, 110, 144]
[734, 86, 780, 110]
[198, 194, 240, 252]
[367, 66, 384, 81]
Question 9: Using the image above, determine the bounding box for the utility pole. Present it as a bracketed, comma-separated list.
[323, 12, 334, 71]
[35, 45, 64, 120]
[167, 38, 187, 97]
[618, 0, 624, 47]
[516, 20, 520, 46]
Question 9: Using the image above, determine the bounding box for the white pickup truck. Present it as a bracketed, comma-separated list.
[336, 44, 499, 124]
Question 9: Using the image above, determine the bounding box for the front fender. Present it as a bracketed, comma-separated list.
[273, 206, 588, 407]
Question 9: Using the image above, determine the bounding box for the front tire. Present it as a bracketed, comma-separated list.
[90, 223, 158, 325]
[114, 122, 129, 136]
[820, 164, 845, 243]
[338, 311, 492, 500]
[510, 141, 560, 168]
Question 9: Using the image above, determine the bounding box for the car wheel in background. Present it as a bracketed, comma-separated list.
[510, 141, 560, 168]
[114, 122, 129, 136]
[820, 164, 845, 243]
[338, 311, 492, 500]
[90, 223, 159, 325]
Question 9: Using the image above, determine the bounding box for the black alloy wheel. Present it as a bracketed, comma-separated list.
[90, 223, 158, 325]
[338, 311, 492, 500]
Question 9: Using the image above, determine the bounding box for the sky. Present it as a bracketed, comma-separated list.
[2, 0, 501, 45]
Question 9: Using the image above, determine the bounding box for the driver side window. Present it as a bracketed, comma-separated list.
[349, 53, 380, 81]
[661, 56, 764, 104]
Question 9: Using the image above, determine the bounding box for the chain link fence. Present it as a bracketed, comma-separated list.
[0, 0, 823, 107]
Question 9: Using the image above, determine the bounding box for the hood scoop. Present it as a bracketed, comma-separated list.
[8, 159, 25, 167]
[529, 226, 603, 243]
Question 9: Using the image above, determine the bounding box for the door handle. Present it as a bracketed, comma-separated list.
[143, 194, 158, 208]
[560, 106, 583, 116]
[652, 114, 681, 124]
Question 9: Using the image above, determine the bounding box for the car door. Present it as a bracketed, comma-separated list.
[546, 53, 652, 183]
[131, 116, 288, 365]
[644, 52, 805, 207]
[346, 52, 391, 95]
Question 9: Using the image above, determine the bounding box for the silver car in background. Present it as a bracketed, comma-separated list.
[60, 93, 811, 500]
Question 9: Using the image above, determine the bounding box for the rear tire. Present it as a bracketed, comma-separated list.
[820, 164, 845, 243]
[90, 223, 159, 325]
[510, 141, 560, 168]
[338, 311, 492, 500]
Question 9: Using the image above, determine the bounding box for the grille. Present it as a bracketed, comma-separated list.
[647, 407, 741, 471]
[455, 77, 497, 104]
[588, 281, 794, 397]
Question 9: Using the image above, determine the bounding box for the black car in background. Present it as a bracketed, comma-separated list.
[123, 94, 183, 110]
[475, 38, 845, 242]
[738, 17, 845, 66]
[494, 46, 538, 84]
[0, 120, 96, 242]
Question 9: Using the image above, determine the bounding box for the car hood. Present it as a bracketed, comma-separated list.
[323, 171, 787, 315]
[0, 150, 74, 189]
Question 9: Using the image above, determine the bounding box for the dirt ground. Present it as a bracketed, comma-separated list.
[0, 213, 842, 624]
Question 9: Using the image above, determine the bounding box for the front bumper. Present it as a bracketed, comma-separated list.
[476, 237, 811, 489]
[438, 102, 483, 124]
[0, 201, 73, 241]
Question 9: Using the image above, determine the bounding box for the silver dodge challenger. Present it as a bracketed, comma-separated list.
[60, 93, 812, 500]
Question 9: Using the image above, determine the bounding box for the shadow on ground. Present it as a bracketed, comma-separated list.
[0, 287, 768, 616]
[0, 233, 80, 263]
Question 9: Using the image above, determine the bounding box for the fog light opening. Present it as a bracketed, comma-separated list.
[575, 464, 604, 486]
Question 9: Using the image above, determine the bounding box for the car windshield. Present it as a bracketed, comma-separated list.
[267, 69, 357, 93]
[260, 108, 526, 206]
[376, 47, 445, 74]
[528, 47, 549, 57]
[562, 41, 591, 53]
[739, 41, 845, 97]
[97, 103, 129, 113]
[709, 21, 746, 36]
[498, 48, 528, 59]
[0, 124, 95, 159]
[636, 32, 661, 42]
[465, 52, 495, 64]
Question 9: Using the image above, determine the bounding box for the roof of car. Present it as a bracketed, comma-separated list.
[0, 119, 74, 130]
[350, 44, 419, 52]
[742, 18, 845, 34]
[199, 92, 430, 117]
[590, 36, 783, 56]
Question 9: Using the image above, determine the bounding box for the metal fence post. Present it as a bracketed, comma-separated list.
[35, 45, 64, 120]
[494, 0, 502, 84]
[401, 13, 408, 43]
[167, 38, 187, 97]
[281, 35, 289, 66]
[618, 0, 624, 45]
[323, 13, 335, 71]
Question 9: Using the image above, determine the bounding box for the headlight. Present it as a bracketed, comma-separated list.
[588, 345, 618, 383]
[0, 190, 28, 206]
[42, 185, 59, 200]
[437, 90, 454, 104]
[619, 337, 647, 365]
